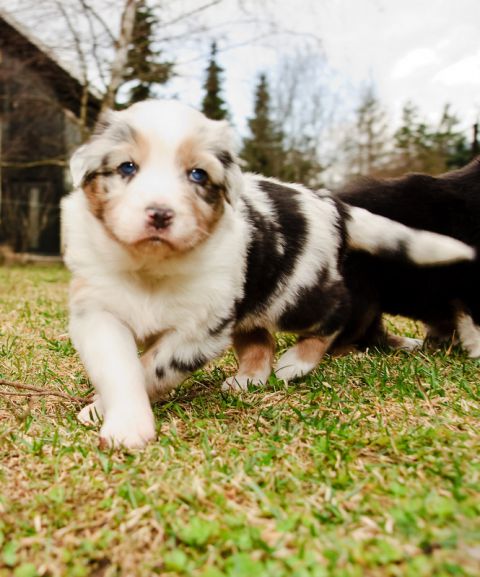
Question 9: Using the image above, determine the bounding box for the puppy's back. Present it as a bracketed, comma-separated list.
[336, 157, 480, 244]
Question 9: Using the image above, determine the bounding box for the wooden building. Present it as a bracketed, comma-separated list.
[0, 9, 99, 254]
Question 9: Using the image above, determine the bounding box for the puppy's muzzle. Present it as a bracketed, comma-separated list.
[146, 206, 175, 230]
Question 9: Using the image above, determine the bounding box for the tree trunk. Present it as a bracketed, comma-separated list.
[101, 0, 139, 112]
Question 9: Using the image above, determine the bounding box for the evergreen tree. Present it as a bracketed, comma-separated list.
[121, 1, 173, 106]
[201, 42, 228, 120]
[347, 86, 390, 177]
[432, 105, 470, 170]
[393, 102, 470, 174]
[393, 101, 432, 173]
[241, 73, 285, 177]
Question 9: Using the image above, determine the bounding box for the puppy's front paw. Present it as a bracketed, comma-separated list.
[100, 406, 156, 449]
[78, 399, 103, 425]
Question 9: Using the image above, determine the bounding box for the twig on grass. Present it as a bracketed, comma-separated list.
[0, 379, 92, 404]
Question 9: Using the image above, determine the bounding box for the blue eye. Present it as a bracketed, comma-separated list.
[118, 161, 137, 177]
[188, 168, 208, 185]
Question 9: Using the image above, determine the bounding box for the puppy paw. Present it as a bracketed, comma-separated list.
[77, 399, 103, 425]
[466, 344, 480, 358]
[274, 350, 315, 383]
[396, 337, 424, 351]
[221, 374, 267, 392]
[99, 406, 156, 449]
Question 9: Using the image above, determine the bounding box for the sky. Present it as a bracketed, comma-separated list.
[4, 0, 480, 137]
[167, 0, 480, 135]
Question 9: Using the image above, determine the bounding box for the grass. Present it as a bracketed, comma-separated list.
[1, 265, 479, 577]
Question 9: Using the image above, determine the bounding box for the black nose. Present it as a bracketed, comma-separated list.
[146, 206, 175, 230]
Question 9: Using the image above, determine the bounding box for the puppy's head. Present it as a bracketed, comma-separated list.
[70, 100, 241, 256]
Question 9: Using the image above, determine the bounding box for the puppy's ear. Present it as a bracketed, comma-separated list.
[70, 110, 116, 188]
[211, 120, 243, 205]
[70, 144, 90, 188]
[212, 120, 238, 159]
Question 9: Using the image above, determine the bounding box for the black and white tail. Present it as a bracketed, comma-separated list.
[345, 205, 475, 265]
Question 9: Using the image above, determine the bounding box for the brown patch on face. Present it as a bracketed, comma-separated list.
[233, 328, 276, 378]
[81, 122, 149, 221]
[295, 336, 332, 365]
[177, 137, 227, 202]
[176, 137, 228, 243]
[185, 188, 224, 243]
[83, 174, 109, 220]
[177, 137, 201, 173]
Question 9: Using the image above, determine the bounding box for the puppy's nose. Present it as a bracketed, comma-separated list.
[146, 206, 175, 230]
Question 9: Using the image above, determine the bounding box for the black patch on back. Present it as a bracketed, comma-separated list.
[170, 355, 207, 374]
[331, 156, 480, 348]
[332, 199, 350, 257]
[236, 180, 308, 320]
[278, 270, 350, 336]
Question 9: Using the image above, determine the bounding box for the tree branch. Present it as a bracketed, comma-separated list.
[0, 379, 92, 404]
[101, 0, 139, 112]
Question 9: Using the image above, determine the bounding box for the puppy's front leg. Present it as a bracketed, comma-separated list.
[142, 330, 232, 396]
[70, 310, 156, 449]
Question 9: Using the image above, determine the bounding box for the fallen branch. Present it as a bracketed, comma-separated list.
[0, 379, 92, 404]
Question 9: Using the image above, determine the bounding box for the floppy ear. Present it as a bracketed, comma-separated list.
[69, 144, 89, 188]
[69, 110, 116, 188]
[211, 120, 244, 206]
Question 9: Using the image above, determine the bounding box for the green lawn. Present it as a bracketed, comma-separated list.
[1, 265, 479, 577]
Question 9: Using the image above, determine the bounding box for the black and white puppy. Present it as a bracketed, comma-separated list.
[335, 158, 480, 355]
[61, 100, 475, 448]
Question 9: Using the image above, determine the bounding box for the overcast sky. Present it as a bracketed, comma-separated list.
[5, 0, 480, 135]
[162, 0, 480, 137]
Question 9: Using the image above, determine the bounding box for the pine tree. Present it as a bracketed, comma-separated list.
[393, 101, 432, 173]
[241, 73, 285, 177]
[432, 105, 470, 170]
[121, 1, 173, 106]
[393, 102, 470, 174]
[348, 86, 390, 177]
[201, 42, 228, 120]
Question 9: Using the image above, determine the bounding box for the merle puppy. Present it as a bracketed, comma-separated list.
[61, 100, 475, 448]
[334, 157, 480, 356]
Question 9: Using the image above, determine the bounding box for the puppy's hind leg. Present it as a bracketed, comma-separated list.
[456, 310, 480, 358]
[274, 334, 337, 383]
[384, 333, 423, 352]
[363, 314, 423, 352]
[222, 328, 276, 392]
[424, 319, 457, 350]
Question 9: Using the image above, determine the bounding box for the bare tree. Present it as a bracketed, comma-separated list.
[4, 0, 226, 133]
[270, 45, 338, 187]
